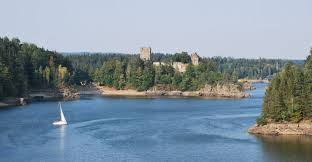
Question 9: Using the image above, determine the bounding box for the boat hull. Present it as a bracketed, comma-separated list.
[53, 120, 67, 125]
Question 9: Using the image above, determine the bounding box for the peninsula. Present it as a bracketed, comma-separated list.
[249, 49, 312, 135]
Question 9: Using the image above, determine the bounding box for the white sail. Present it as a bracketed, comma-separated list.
[59, 103, 67, 123]
[53, 102, 68, 125]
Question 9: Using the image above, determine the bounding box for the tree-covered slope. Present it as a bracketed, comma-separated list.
[0, 37, 73, 99]
[67, 53, 233, 91]
[257, 49, 312, 125]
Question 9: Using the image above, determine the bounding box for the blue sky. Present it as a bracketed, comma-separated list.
[0, 0, 311, 59]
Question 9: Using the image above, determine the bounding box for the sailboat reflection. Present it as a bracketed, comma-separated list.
[58, 124, 66, 152]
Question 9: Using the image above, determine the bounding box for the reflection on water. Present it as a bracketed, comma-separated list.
[256, 135, 312, 161]
[58, 126, 66, 153]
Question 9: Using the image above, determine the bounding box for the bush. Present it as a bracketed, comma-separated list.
[289, 111, 303, 123]
[256, 116, 267, 126]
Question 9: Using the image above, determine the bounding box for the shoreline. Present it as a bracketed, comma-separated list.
[96, 85, 251, 98]
[0, 84, 252, 108]
[0, 86, 99, 108]
[0, 97, 26, 108]
[248, 120, 312, 136]
[96, 86, 146, 96]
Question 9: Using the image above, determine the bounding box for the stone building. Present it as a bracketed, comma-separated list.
[140, 47, 200, 72]
[172, 62, 188, 73]
[153, 62, 161, 66]
[139, 47, 152, 61]
[154, 61, 187, 73]
[191, 52, 199, 65]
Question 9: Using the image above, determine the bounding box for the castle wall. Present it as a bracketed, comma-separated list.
[140, 47, 200, 72]
[172, 62, 188, 73]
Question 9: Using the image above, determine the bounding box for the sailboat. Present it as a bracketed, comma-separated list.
[53, 102, 67, 125]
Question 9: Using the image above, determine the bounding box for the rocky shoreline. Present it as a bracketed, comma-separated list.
[0, 87, 83, 108]
[97, 84, 251, 98]
[248, 120, 312, 135]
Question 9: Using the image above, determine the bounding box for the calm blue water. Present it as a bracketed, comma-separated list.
[1, 83, 312, 162]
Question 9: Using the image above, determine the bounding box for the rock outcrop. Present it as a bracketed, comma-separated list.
[242, 82, 256, 90]
[62, 88, 80, 100]
[248, 120, 312, 135]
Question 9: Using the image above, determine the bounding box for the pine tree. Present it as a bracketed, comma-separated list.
[303, 49, 312, 117]
[289, 66, 304, 122]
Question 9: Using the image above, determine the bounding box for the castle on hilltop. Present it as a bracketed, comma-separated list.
[139, 47, 200, 73]
[139, 47, 152, 61]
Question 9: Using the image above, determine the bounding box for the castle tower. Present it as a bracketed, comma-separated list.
[191, 52, 199, 65]
[139, 47, 151, 61]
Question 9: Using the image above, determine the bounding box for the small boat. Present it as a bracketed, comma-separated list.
[53, 102, 67, 125]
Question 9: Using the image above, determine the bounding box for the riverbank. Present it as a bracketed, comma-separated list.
[97, 84, 251, 98]
[96, 86, 146, 96]
[248, 120, 312, 135]
[0, 87, 86, 108]
[1, 83, 251, 108]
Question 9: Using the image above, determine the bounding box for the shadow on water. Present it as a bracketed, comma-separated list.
[255, 135, 312, 161]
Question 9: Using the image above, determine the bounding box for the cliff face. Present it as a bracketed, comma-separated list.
[146, 84, 250, 98]
[248, 120, 312, 135]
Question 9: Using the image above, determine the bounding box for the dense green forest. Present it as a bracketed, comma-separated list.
[68, 53, 225, 91]
[210, 57, 300, 79]
[66, 53, 297, 91]
[152, 53, 296, 80]
[257, 49, 312, 125]
[0, 37, 74, 99]
[0, 37, 303, 99]
[67, 52, 297, 81]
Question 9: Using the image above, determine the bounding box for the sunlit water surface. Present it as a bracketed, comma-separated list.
[1, 83, 312, 162]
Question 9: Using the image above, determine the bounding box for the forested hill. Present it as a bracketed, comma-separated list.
[66, 52, 301, 84]
[0, 37, 74, 99]
[257, 49, 312, 125]
[210, 57, 303, 79]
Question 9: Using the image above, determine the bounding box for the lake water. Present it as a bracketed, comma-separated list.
[1, 83, 312, 162]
